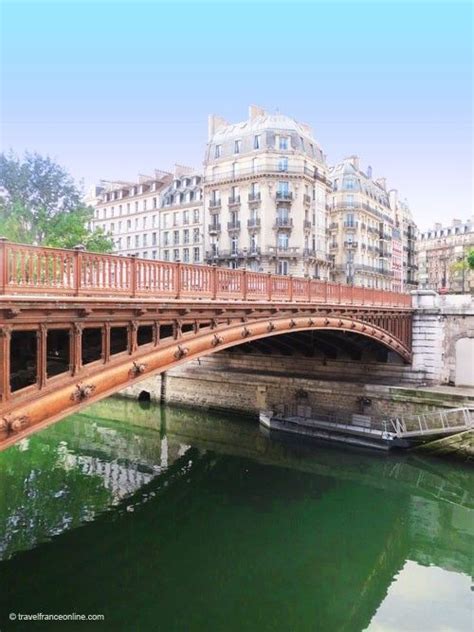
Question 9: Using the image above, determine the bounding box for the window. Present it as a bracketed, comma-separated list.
[164, 213, 170, 228]
[119, 205, 122, 215]
[152, 232, 157, 246]
[127, 236, 131, 248]
[153, 197, 157, 209]
[163, 232, 169, 246]
[193, 228, 200, 243]
[231, 237, 238, 254]
[278, 233, 289, 249]
[254, 135, 261, 149]
[183, 210, 189, 224]
[152, 215, 157, 227]
[173, 230, 179, 245]
[278, 261, 289, 275]
[183, 229, 189, 244]
[127, 219, 131, 230]
[278, 157, 288, 172]
[143, 234, 147, 247]
[193, 208, 200, 223]
[143, 251, 148, 259]
[193, 247, 200, 262]
[234, 139, 241, 154]
[183, 248, 190, 262]
[173, 213, 179, 226]
[127, 203, 130, 213]
[135, 235, 139, 247]
[135, 218, 139, 229]
[164, 250, 169, 261]
[173, 249, 179, 261]
[143, 199, 147, 211]
[279, 136, 289, 150]
[111, 222, 115, 233]
[152, 250, 157, 260]
[142, 216, 147, 228]
[215, 145, 221, 158]
[135, 201, 138, 212]
[277, 181, 289, 194]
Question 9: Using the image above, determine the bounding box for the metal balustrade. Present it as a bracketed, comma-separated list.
[0, 239, 412, 307]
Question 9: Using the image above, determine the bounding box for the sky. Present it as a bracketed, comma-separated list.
[0, 0, 472, 229]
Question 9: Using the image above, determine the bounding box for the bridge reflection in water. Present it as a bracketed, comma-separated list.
[0, 399, 472, 631]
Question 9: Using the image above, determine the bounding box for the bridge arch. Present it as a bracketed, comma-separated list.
[0, 313, 411, 450]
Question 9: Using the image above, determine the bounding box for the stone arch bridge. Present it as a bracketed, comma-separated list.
[0, 240, 412, 450]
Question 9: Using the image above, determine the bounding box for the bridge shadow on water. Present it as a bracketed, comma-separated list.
[0, 397, 472, 632]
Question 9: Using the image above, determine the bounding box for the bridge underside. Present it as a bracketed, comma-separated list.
[0, 297, 412, 450]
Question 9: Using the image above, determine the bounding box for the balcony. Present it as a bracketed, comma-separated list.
[227, 221, 241, 232]
[208, 223, 221, 235]
[247, 218, 261, 229]
[379, 231, 392, 240]
[228, 195, 241, 207]
[208, 199, 221, 210]
[303, 248, 317, 259]
[343, 241, 358, 248]
[273, 218, 293, 229]
[276, 191, 293, 202]
[329, 222, 338, 230]
[247, 247, 261, 257]
[303, 194, 312, 205]
[303, 220, 312, 230]
[248, 192, 261, 204]
[344, 221, 358, 230]
[267, 246, 300, 258]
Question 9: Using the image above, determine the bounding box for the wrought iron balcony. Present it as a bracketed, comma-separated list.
[248, 192, 261, 204]
[247, 218, 261, 229]
[208, 199, 221, 210]
[228, 195, 241, 206]
[267, 246, 300, 257]
[247, 246, 261, 257]
[343, 241, 358, 248]
[276, 191, 293, 202]
[344, 221, 358, 229]
[227, 221, 241, 232]
[273, 218, 293, 229]
[208, 223, 221, 234]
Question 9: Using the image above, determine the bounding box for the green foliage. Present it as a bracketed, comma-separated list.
[468, 249, 474, 271]
[0, 151, 113, 252]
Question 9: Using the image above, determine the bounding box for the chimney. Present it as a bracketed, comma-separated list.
[208, 114, 228, 140]
[367, 165, 372, 179]
[249, 104, 266, 120]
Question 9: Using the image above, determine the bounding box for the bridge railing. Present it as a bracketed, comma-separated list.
[0, 239, 412, 307]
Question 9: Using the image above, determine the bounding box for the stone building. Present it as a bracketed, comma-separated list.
[328, 157, 416, 291]
[417, 218, 473, 293]
[203, 105, 331, 277]
[91, 170, 172, 259]
[159, 167, 204, 264]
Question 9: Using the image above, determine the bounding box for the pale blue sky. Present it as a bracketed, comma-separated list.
[1, 0, 472, 228]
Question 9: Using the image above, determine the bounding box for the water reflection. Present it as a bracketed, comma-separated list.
[0, 398, 472, 631]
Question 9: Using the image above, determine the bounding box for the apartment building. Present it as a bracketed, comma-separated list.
[92, 170, 172, 259]
[203, 105, 331, 278]
[159, 168, 204, 264]
[328, 157, 416, 291]
[417, 218, 473, 293]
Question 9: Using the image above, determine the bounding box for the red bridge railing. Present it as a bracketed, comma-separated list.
[0, 239, 412, 307]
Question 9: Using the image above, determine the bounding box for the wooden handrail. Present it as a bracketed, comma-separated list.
[0, 239, 412, 308]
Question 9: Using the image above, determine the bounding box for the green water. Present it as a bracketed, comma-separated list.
[0, 398, 472, 632]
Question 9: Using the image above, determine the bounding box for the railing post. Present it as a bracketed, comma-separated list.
[175, 260, 182, 299]
[289, 275, 293, 302]
[73, 244, 85, 296]
[129, 254, 137, 298]
[338, 283, 342, 304]
[307, 277, 311, 303]
[267, 272, 272, 301]
[0, 237, 8, 295]
[242, 267, 247, 301]
[211, 264, 217, 300]
[324, 280, 328, 303]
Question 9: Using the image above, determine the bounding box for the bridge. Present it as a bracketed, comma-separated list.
[0, 239, 412, 450]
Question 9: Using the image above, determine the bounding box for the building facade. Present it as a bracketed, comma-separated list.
[328, 157, 416, 291]
[203, 105, 331, 278]
[417, 218, 473, 293]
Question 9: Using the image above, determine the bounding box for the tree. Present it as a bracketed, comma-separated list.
[468, 249, 474, 271]
[0, 151, 113, 252]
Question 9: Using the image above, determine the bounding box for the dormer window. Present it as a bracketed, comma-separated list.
[279, 136, 289, 150]
[215, 145, 222, 158]
[254, 135, 261, 149]
[234, 140, 241, 154]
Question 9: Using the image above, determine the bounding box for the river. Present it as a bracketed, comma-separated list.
[0, 398, 472, 631]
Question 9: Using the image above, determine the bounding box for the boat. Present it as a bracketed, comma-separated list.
[259, 407, 473, 452]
